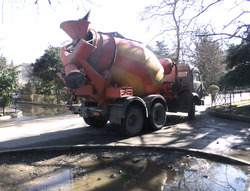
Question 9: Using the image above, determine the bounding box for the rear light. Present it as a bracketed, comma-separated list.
[94, 112, 99, 116]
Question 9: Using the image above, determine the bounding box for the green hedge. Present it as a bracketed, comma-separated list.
[18, 94, 57, 104]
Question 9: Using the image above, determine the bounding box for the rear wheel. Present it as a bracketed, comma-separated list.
[149, 102, 166, 130]
[121, 105, 143, 137]
[83, 116, 108, 128]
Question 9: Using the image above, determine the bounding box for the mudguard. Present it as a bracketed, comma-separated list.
[109, 96, 147, 124]
[142, 94, 167, 115]
[192, 92, 203, 105]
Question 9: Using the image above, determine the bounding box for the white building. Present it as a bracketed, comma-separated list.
[15, 63, 33, 87]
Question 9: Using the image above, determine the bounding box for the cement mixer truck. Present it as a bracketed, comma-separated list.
[59, 12, 204, 136]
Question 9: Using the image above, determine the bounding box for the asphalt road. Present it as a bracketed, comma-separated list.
[0, 105, 249, 162]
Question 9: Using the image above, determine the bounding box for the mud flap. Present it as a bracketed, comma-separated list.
[109, 106, 123, 125]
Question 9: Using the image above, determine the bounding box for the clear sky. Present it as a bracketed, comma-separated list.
[0, 0, 249, 65]
[0, 0, 152, 65]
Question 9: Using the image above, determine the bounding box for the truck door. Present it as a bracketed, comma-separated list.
[192, 69, 203, 99]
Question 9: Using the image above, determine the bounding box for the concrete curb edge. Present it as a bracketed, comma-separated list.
[206, 108, 250, 123]
[0, 110, 22, 120]
[0, 144, 249, 166]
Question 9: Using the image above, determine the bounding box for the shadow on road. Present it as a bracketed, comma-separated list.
[0, 107, 249, 191]
[0, 108, 249, 162]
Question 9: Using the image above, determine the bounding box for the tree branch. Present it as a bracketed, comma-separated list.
[182, 0, 222, 34]
[2, 0, 4, 24]
[196, 30, 248, 40]
[223, 11, 250, 30]
[35, 0, 52, 5]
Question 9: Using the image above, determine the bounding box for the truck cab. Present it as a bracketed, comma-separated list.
[162, 64, 204, 119]
[192, 67, 203, 101]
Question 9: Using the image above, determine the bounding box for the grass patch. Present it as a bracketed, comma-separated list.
[211, 102, 250, 116]
[231, 101, 250, 106]
[232, 105, 250, 115]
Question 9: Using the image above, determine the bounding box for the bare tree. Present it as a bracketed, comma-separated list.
[142, 0, 250, 65]
[1, 0, 3, 24]
[141, 0, 222, 64]
[191, 30, 226, 90]
[151, 40, 174, 59]
[196, 1, 250, 40]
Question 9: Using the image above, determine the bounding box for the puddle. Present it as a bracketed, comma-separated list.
[1, 148, 249, 191]
[16, 103, 66, 117]
[29, 156, 250, 191]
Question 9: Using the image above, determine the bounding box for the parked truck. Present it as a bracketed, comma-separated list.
[59, 12, 204, 136]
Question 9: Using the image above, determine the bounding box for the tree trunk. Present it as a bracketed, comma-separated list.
[172, 0, 180, 64]
[2, 106, 5, 116]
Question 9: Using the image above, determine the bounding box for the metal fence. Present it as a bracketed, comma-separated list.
[211, 89, 250, 113]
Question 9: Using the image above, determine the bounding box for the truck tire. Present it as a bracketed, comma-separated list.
[121, 105, 143, 137]
[83, 116, 108, 128]
[188, 101, 195, 120]
[149, 102, 166, 130]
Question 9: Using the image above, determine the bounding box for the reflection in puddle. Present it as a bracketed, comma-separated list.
[16, 103, 66, 117]
[165, 157, 249, 191]
[30, 156, 249, 191]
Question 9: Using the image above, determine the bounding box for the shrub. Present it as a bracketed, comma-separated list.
[208, 85, 219, 94]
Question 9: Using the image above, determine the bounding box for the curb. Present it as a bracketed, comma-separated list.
[0, 144, 249, 166]
[0, 110, 22, 120]
[17, 101, 66, 107]
[206, 108, 250, 123]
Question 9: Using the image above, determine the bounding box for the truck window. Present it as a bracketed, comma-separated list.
[178, 71, 188, 78]
[193, 72, 200, 81]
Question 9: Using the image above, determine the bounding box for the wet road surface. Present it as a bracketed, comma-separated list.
[0, 104, 249, 162]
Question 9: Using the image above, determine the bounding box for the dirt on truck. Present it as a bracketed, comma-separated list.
[59, 12, 204, 137]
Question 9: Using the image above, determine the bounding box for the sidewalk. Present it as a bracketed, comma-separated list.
[0, 107, 22, 120]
